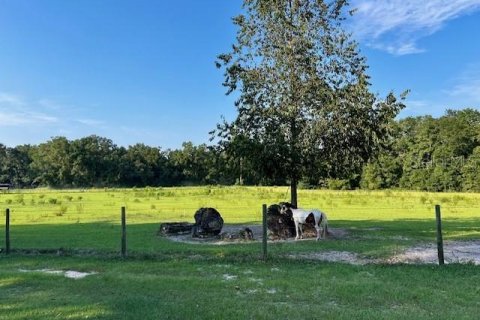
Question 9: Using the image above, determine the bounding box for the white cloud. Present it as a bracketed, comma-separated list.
[0, 92, 59, 126]
[0, 92, 117, 146]
[38, 98, 65, 111]
[76, 118, 105, 127]
[373, 41, 425, 56]
[0, 112, 29, 126]
[447, 64, 480, 104]
[0, 93, 107, 128]
[405, 99, 428, 109]
[0, 111, 57, 126]
[449, 81, 480, 101]
[400, 99, 445, 117]
[350, 0, 480, 55]
[0, 92, 24, 106]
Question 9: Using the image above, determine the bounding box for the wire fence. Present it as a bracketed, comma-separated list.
[1, 187, 479, 259]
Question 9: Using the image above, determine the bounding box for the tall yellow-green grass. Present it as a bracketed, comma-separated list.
[1, 186, 479, 225]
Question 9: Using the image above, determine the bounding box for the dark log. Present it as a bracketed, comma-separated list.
[240, 227, 254, 240]
[221, 227, 255, 241]
[266, 203, 318, 239]
[266, 204, 295, 239]
[192, 208, 224, 237]
[158, 222, 195, 236]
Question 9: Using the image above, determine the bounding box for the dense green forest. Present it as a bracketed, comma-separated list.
[1, 108, 479, 191]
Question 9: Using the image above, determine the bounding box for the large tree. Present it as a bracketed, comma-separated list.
[70, 135, 119, 187]
[215, 0, 406, 206]
[4, 145, 34, 187]
[30, 137, 73, 187]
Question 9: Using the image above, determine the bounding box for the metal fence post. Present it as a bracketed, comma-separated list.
[121, 207, 127, 258]
[262, 204, 267, 261]
[5, 208, 10, 254]
[435, 205, 445, 265]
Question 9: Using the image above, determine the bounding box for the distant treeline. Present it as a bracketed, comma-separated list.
[361, 108, 480, 192]
[1, 108, 479, 191]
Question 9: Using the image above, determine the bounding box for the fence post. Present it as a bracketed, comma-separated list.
[121, 207, 127, 258]
[435, 204, 445, 265]
[262, 204, 267, 261]
[5, 208, 10, 254]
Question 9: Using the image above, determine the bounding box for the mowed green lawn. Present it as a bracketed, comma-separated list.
[1, 187, 480, 319]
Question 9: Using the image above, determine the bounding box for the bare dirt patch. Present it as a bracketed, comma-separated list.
[166, 224, 263, 245]
[287, 241, 480, 265]
[162, 224, 480, 265]
[287, 251, 371, 265]
[163, 224, 348, 245]
[387, 240, 480, 265]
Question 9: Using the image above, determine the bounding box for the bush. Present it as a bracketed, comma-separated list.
[326, 179, 351, 190]
[56, 205, 68, 216]
[298, 181, 316, 189]
[419, 195, 428, 205]
[15, 194, 25, 204]
[360, 163, 382, 190]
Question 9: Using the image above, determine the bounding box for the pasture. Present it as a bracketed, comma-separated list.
[1, 187, 480, 319]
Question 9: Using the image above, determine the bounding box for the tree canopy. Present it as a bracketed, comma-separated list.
[215, 0, 406, 206]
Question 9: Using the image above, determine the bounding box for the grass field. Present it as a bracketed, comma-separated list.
[1, 186, 480, 224]
[1, 187, 480, 319]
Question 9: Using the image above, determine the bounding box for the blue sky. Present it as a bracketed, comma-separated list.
[1, 0, 480, 149]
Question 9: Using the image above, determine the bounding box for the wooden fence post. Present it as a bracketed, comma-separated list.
[5, 208, 10, 254]
[435, 205, 445, 265]
[121, 207, 127, 258]
[262, 204, 267, 261]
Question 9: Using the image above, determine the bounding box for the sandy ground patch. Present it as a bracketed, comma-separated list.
[287, 251, 371, 265]
[287, 241, 480, 265]
[387, 240, 480, 265]
[19, 269, 98, 279]
[166, 224, 262, 245]
[163, 224, 480, 265]
[164, 224, 347, 245]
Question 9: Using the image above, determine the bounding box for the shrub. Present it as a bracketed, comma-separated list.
[76, 204, 84, 214]
[326, 179, 351, 190]
[440, 196, 451, 204]
[419, 195, 428, 205]
[15, 194, 25, 204]
[56, 205, 68, 216]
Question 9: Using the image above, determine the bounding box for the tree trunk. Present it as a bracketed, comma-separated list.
[289, 118, 299, 209]
[290, 177, 298, 208]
